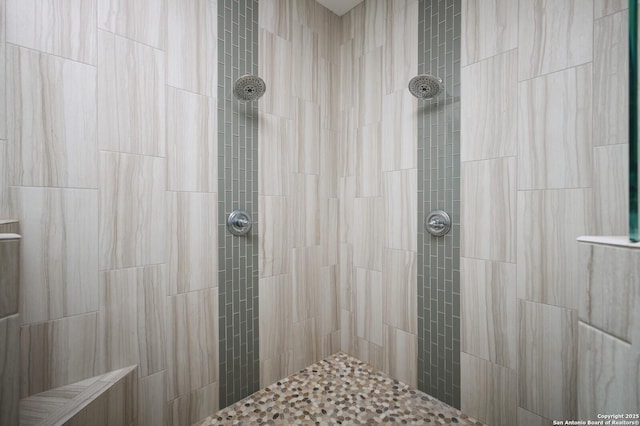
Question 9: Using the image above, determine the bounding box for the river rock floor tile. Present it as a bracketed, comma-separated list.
[196, 352, 485, 425]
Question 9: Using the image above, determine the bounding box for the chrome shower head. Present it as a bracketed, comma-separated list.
[233, 75, 266, 101]
[408, 74, 443, 99]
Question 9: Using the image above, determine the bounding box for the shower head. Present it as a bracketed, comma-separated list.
[408, 74, 443, 99]
[233, 75, 266, 101]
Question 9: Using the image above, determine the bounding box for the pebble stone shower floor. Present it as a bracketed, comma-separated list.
[196, 352, 486, 425]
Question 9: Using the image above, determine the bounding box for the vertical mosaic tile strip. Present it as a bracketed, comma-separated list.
[417, 0, 462, 408]
[217, 0, 260, 409]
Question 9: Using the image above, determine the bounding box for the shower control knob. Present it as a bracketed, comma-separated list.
[425, 210, 451, 237]
[227, 210, 252, 236]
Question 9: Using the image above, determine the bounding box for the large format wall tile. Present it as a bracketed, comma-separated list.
[0, 142, 8, 216]
[17, 187, 99, 324]
[461, 50, 517, 161]
[517, 189, 592, 309]
[291, 247, 320, 324]
[0, 238, 19, 318]
[381, 90, 416, 171]
[0, 0, 6, 140]
[168, 192, 217, 294]
[358, 47, 382, 125]
[519, 300, 577, 420]
[353, 197, 383, 270]
[167, 88, 216, 192]
[7, 46, 97, 188]
[259, 113, 292, 196]
[460, 157, 515, 263]
[593, 10, 628, 146]
[383, 169, 416, 251]
[259, 196, 290, 278]
[593, 145, 628, 235]
[594, 0, 628, 18]
[517, 408, 552, 426]
[167, 0, 216, 96]
[98, 0, 166, 49]
[356, 124, 381, 197]
[99, 152, 166, 270]
[20, 312, 99, 397]
[518, 65, 592, 190]
[382, 249, 416, 334]
[462, 0, 517, 66]
[461, 353, 517, 425]
[6, 0, 96, 64]
[259, 274, 292, 375]
[259, 30, 293, 119]
[98, 265, 166, 378]
[291, 24, 318, 102]
[518, 0, 592, 80]
[578, 323, 640, 418]
[166, 381, 218, 426]
[290, 174, 320, 248]
[461, 258, 516, 369]
[354, 268, 382, 346]
[138, 371, 166, 426]
[97, 30, 165, 157]
[383, 0, 417, 95]
[383, 325, 416, 388]
[579, 244, 640, 342]
[0, 314, 19, 426]
[166, 288, 218, 400]
[294, 99, 320, 175]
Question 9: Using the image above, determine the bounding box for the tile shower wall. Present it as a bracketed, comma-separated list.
[257, 0, 341, 388]
[460, 1, 629, 424]
[337, 0, 420, 389]
[217, 0, 260, 409]
[2, 0, 220, 424]
[417, 0, 462, 407]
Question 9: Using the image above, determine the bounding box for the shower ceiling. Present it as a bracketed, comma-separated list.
[316, 0, 364, 16]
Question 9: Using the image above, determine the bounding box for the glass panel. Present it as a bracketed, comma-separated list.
[631, 0, 639, 241]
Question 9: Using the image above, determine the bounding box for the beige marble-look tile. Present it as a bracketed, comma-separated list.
[517, 408, 553, 426]
[461, 50, 517, 161]
[460, 353, 517, 426]
[0, 239, 19, 318]
[594, 0, 628, 18]
[338, 175, 355, 243]
[0, 314, 19, 426]
[291, 174, 320, 248]
[578, 322, 640, 418]
[383, 169, 417, 251]
[6, 0, 96, 64]
[320, 128, 338, 199]
[354, 268, 382, 346]
[259, 196, 290, 278]
[292, 246, 320, 324]
[0, 0, 6, 140]
[318, 58, 339, 131]
[167, 88, 216, 192]
[579, 244, 640, 342]
[260, 352, 294, 389]
[383, 0, 417, 94]
[460, 157, 515, 263]
[518, 300, 577, 420]
[339, 41, 358, 113]
[594, 10, 628, 146]
[318, 265, 339, 338]
[138, 371, 165, 426]
[258, 29, 293, 119]
[168, 192, 217, 294]
[17, 187, 99, 325]
[294, 99, 320, 175]
[358, 48, 382, 125]
[518, 64, 592, 190]
[0, 142, 9, 217]
[99, 152, 166, 270]
[20, 312, 99, 397]
[259, 113, 293, 196]
[167, 0, 216, 96]
[461, 0, 517, 66]
[97, 0, 166, 49]
[353, 197, 383, 270]
[381, 90, 416, 171]
[97, 30, 165, 157]
[166, 288, 218, 400]
[517, 189, 592, 309]
[362, 0, 385, 54]
[320, 198, 339, 266]
[291, 24, 318, 102]
[7, 45, 97, 188]
[518, 0, 592, 80]
[259, 275, 292, 362]
[461, 258, 516, 369]
[593, 144, 628, 235]
[291, 317, 320, 372]
[259, 0, 291, 40]
[382, 249, 416, 334]
[383, 325, 416, 388]
[98, 265, 166, 378]
[355, 124, 381, 197]
[166, 382, 218, 426]
[338, 243, 354, 312]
